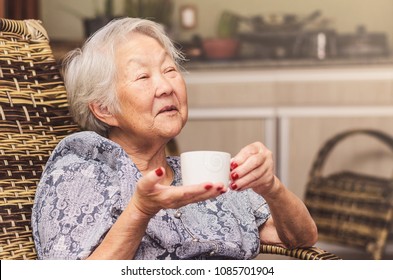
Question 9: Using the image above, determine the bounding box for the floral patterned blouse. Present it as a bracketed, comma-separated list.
[32, 131, 271, 259]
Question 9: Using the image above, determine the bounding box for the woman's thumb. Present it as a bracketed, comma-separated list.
[138, 167, 165, 190]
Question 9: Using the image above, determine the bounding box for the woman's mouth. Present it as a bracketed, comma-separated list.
[158, 105, 178, 114]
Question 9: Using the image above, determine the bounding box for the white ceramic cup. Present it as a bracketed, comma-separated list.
[181, 151, 231, 187]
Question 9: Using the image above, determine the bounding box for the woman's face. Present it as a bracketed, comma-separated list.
[110, 32, 188, 145]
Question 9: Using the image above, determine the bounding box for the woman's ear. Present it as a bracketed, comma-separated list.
[89, 102, 119, 127]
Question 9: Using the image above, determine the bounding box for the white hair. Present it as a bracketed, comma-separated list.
[63, 17, 185, 136]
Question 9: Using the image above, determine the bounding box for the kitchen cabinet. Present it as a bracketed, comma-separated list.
[177, 64, 393, 199]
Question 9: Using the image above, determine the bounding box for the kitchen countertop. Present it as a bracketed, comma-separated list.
[183, 56, 393, 71]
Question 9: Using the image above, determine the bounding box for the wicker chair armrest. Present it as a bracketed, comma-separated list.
[260, 244, 342, 260]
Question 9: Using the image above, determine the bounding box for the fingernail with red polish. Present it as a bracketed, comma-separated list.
[231, 172, 239, 180]
[204, 184, 213, 190]
[230, 162, 238, 171]
[217, 186, 223, 191]
[155, 167, 163, 177]
[231, 183, 237, 190]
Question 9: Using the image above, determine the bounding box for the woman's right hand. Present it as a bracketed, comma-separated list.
[131, 167, 227, 218]
[90, 166, 221, 259]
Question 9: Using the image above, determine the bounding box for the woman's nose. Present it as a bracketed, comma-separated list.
[155, 74, 174, 97]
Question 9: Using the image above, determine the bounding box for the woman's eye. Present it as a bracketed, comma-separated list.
[136, 74, 148, 80]
[164, 67, 177, 75]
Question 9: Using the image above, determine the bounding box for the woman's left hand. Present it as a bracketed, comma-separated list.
[229, 142, 278, 196]
[231, 142, 319, 248]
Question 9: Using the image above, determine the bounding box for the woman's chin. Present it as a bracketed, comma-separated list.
[156, 124, 183, 139]
[155, 116, 185, 136]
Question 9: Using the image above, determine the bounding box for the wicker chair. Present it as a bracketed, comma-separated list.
[0, 18, 340, 260]
[304, 129, 393, 260]
[0, 18, 80, 260]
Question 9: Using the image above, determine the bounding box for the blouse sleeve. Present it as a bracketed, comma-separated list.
[247, 189, 271, 228]
[32, 133, 128, 259]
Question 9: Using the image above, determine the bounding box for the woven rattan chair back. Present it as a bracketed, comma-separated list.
[304, 129, 393, 260]
[0, 18, 79, 259]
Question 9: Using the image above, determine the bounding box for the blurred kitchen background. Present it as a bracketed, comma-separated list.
[4, 0, 392, 63]
[2, 0, 393, 260]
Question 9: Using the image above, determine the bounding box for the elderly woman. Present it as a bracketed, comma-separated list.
[32, 17, 317, 260]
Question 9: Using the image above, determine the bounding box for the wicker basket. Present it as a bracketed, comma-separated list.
[304, 129, 393, 260]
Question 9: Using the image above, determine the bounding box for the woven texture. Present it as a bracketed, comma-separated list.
[260, 244, 341, 260]
[304, 129, 393, 260]
[0, 18, 79, 260]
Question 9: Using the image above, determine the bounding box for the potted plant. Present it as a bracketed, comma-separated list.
[202, 11, 241, 60]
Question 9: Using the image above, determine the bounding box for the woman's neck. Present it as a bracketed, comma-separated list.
[131, 149, 174, 186]
[108, 132, 174, 185]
